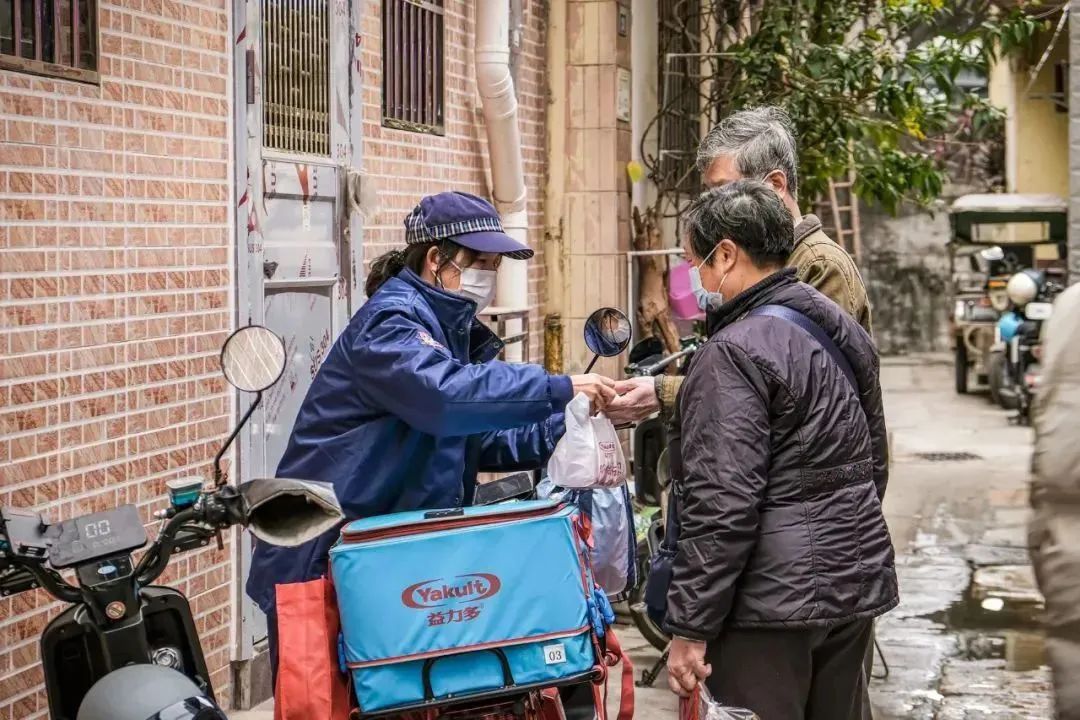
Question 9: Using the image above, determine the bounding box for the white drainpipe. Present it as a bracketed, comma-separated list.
[475, 0, 528, 362]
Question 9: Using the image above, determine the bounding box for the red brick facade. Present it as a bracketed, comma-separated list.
[358, 0, 549, 361]
[0, 0, 548, 716]
[0, 0, 233, 715]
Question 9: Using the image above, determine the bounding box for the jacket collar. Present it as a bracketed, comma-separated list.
[705, 267, 798, 337]
[397, 268, 504, 363]
[795, 214, 823, 246]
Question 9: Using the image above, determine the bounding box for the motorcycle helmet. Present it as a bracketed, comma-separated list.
[1006, 269, 1041, 308]
[77, 665, 227, 720]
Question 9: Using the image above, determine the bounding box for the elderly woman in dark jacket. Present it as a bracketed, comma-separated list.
[664, 181, 898, 720]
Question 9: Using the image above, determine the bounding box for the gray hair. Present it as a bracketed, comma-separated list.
[684, 180, 794, 268]
[696, 106, 800, 199]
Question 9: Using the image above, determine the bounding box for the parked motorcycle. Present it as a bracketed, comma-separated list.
[620, 335, 705, 667]
[624, 333, 703, 507]
[989, 268, 1063, 424]
[0, 326, 345, 720]
[628, 447, 671, 655]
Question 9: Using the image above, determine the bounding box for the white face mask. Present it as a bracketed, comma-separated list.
[453, 266, 498, 311]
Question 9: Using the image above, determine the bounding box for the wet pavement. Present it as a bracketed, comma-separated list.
[620, 354, 1051, 718]
[861, 355, 1049, 719]
[236, 355, 1051, 720]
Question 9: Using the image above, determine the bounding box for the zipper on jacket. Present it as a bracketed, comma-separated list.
[339, 503, 566, 544]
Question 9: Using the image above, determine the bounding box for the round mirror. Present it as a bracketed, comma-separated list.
[583, 307, 632, 357]
[220, 325, 287, 393]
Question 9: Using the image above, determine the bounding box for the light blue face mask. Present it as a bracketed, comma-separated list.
[689, 243, 730, 311]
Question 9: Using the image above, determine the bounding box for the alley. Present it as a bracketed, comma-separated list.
[615, 354, 1050, 719]
[235, 354, 1050, 720]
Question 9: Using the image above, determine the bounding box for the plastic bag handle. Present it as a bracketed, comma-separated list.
[421, 647, 516, 700]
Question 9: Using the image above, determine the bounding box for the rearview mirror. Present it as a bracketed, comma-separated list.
[220, 325, 287, 393]
[583, 307, 632, 372]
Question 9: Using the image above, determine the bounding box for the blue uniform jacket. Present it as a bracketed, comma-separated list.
[246, 269, 572, 614]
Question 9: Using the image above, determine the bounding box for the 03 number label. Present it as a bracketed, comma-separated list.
[542, 643, 566, 665]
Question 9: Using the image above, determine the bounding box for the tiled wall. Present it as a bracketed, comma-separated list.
[0, 0, 234, 715]
[561, 0, 632, 378]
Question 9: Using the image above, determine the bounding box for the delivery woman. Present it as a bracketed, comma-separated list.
[246, 191, 616, 678]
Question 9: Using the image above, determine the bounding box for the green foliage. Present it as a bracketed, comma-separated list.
[684, 1, 1047, 213]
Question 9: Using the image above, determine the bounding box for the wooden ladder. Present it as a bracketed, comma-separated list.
[823, 169, 862, 265]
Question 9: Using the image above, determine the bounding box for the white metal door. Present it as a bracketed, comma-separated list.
[232, 0, 364, 654]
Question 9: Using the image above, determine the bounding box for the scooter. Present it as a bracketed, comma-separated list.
[0, 326, 345, 720]
[991, 269, 1063, 424]
[617, 336, 702, 661]
[622, 334, 702, 508]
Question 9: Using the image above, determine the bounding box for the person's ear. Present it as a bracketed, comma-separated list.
[719, 239, 739, 273]
[425, 246, 443, 275]
[764, 170, 789, 198]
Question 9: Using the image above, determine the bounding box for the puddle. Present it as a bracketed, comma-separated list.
[924, 581, 1046, 672]
[958, 631, 1046, 670]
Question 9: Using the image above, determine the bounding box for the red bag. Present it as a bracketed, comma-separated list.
[274, 577, 353, 720]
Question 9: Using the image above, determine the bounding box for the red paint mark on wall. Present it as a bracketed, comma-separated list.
[297, 164, 311, 201]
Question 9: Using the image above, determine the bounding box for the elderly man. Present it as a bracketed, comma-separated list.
[663, 181, 896, 719]
[1030, 282, 1080, 719]
[607, 106, 872, 422]
[606, 105, 883, 711]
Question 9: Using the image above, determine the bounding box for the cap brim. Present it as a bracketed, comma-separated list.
[454, 230, 534, 260]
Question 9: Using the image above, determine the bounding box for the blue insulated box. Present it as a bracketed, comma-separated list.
[328, 500, 599, 714]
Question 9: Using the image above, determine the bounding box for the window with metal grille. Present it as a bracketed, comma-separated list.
[382, 0, 445, 135]
[657, 0, 701, 194]
[0, 0, 98, 82]
[262, 0, 331, 156]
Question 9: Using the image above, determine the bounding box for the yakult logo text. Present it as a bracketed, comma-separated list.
[401, 573, 502, 609]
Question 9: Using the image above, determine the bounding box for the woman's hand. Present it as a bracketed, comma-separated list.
[570, 374, 617, 412]
[667, 637, 711, 697]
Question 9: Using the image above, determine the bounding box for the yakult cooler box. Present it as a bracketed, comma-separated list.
[328, 500, 601, 715]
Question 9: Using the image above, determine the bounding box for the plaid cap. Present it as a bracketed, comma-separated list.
[403, 191, 534, 260]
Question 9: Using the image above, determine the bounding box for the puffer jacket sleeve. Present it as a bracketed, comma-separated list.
[476, 414, 566, 472]
[665, 340, 771, 641]
[351, 307, 573, 437]
[863, 358, 889, 501]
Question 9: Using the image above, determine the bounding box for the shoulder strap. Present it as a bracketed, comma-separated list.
[747, 304, 858, 395]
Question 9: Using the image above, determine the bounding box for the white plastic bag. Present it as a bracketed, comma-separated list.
[547, 394, 627, 489]
[681, 686, 760, 720]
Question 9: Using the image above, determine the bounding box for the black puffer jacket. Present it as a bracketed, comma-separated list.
[665, 269, 897, 640]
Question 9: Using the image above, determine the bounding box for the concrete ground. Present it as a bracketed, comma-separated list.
[235, 355, 1050, 719]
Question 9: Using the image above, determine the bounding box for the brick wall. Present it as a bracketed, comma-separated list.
[357, 0, 549, 362]
[0, 0, 549, 714]
[0, 0, 234, 715]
